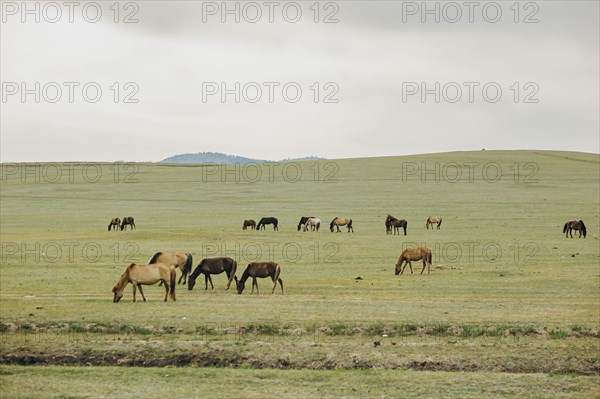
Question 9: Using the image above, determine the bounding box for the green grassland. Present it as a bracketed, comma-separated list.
[1, 150, 599, 397]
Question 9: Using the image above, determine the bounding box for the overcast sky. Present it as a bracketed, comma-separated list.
[1, 1, 598, 162]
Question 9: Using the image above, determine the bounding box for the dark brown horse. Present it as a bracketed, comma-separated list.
[330, 217, 353, 233]
[395, 247, 432, 275]
[108, 217, 121, 231]
[426, 216, 442, 230]
[121, 216, 136, 231]
[385, 215, 407, 235]
[243, 219, 256, 230]
[563, 220, 587, 238]
[236, 262, 283, 294]
[112, 263, 176, 303]
[188, 257, 238, 291]
[148, 252, 193, 284]
[297, 216, 315, 231]
[257, 217, 278, 231]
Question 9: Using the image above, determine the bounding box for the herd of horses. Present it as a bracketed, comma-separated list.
[110, 216, 588, 302]
[108, 217, 136, 231]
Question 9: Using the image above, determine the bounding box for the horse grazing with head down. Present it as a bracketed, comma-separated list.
[112, 263, 176, 303]
[236, 262, 283, 295]
[108, 218, 121, 231]
[297, 216, 315, 231]
[148, 252, 193, 284]
[188, 257, 238, 291]
[121, 216, 136, 231]
[563, 220, 587, 238]
[257, 217, 278, 231]
[426, 216, 442, 230]
[395, 247, 432, 276]
[243, 220, 256, 230]
[303, 217, 321, 232]
[385, 215, 407, 236]
[330, 217, 353, 233]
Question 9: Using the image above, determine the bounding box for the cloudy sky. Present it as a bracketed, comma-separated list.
[1, 1, 598, 162]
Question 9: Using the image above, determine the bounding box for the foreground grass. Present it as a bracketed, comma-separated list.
[1, 365, 599, 399]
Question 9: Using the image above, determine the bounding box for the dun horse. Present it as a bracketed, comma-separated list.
[563, 220, 587, 238]
[243, 219, 256, 230]
[426, 216, 442, 230]
[188, 257, 238, 290]
[148, 252, 193, 284]
[121, 216, 136, 231]
[257, 217, 279, 231]
[385, 215, 407, 236]
[303, 217, 321, 232]
[108, 217, 121, 231]
[236, 262, 283, 294]
[395, 247, 433, 275]
[112, 263, 176, 303]
[330, 217, 354, 233]
[297, 216, 315, 231]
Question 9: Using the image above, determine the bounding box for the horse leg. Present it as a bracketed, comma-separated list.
[204, 274, 209, 290]
[208, 274, 214, 290]
[251, 277, 259, 294]
[163, 281, 169, 302]
[136, 284, 147, 302]
[420, 260, 426, 275]
[132, 284, 137, 302]
[406, 261, 414, 275]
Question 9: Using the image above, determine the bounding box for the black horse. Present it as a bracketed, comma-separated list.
[385, 215, 407, 235]
[563, 220, 587, 238]
[257, 217, 279, 231]
[120, 216, 135, 231]
[297, 216, 315, 231]
[188, 257, 238, 290]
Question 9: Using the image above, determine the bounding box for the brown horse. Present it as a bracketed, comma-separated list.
[121, 216, 136, 231]
[108, 217, 121, 231]
[188, 257, 238, 291]
[426, 216, 442, 230]
[236, 262, 283, 294]
[112, 263, 176, 303]
[395, 247, 432, 275]
[563, 220, 587, 238]
[243, 219, 256, 230]
[330, 217, 354, 233]
[386, 215, 407, 235]
[148, 252, 193, 285]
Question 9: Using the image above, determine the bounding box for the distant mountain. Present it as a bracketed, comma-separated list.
[160, 152, 325, 164]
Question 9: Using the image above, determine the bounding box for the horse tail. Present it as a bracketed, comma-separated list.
[563, 222, 568, 233]
[230, 259, 238, 285]
[170, 266, 176, 300]
[427, 250, 432, 265]
[108, 223, 111, 231]
[183, 253, 193, 276]
[580, 220, 587, 237]
[148, 252, 162, 264]
[438, 218, 443, 227]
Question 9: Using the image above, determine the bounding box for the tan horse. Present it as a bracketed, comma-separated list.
[426, 216, 442, 230]
[108, 217, 121, 231]
[563, 220, 587, 238]
[243, 219, 256, 230]
[112, 263, 176, 302]
[395, 247, 433, 275]
[330, 217, 354, 233]
[148, 252, 193, 284]
[236, 262, 283, 294]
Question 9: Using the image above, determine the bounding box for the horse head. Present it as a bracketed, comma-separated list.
[112, 286, 124, 303]
[236, 279, 245, 294]
[187, 274, 197, 290]
[394, 263, 403, 275]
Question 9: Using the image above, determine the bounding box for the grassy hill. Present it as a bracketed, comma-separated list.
[1, 150, 599, 397]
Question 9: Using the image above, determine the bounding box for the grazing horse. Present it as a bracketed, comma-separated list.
[385, 215, 407, 236]
[148, 252, 193, 285]
[188, 257, 238, 291]
[108, 217, 121, 231]
[303, 217, 321, 232]
[297, 216, 315, 231]
[236, 262, 283, 295]
[112, 263, 176, 303]
[426, 216, 442, 230]
[563, 220, 587, 238]
[257, 217, 279, 231]
[395, 247, 433, 275]
[243, 219, 256, 230]
[120, 216, 136, 231]
[330, 217, 353, 233]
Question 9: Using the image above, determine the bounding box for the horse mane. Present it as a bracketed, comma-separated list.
[183, 253, 193, 275]
[114, 264, 135, 290]
[148, 252, 162, 264]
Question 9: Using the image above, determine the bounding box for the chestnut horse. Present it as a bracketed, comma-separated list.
[563, 220, 587, 238]
[330, 217, 353, 233]
[395, 247, 432, 275]
[426, 216, 442, 230]
[120, 216, 136, 231]
[112, 263, 176, 303]
[243, 219, 256, 230]
[188, 257, 238, 291]
[148, 252, 193, 285]
[236, 262, 283, 294]
[108, 217, 121, 231]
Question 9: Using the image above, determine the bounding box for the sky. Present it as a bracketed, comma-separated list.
[1, 1, 599, 162]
